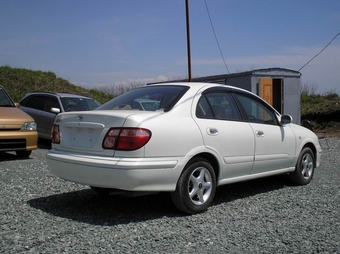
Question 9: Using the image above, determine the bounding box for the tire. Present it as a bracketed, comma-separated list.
[90, 186, 111, 195]
[171, 158, 216, 214]
[15, 150, 32, 158]
[290, 147, 315, 185]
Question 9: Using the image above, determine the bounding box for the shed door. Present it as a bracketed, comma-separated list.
[259, 78, 283, 114]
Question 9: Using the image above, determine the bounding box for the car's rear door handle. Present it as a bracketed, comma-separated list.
[207, 128, 218, 135]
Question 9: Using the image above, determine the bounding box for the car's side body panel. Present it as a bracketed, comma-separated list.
[195, 117, 255, 179]
[249, 122, 296, 174]
[288, 123, 322, 167]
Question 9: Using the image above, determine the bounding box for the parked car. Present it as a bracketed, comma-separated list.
[46, 82, 322, 214]
[0, 85, 38, 157]
[19, 92, 101, 139]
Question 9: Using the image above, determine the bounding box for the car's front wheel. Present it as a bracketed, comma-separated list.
[171, 158, 216, 214]
[290, 147, 315, 185]
[15, 150, 32, 158]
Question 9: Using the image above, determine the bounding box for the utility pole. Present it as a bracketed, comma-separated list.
[185, 0, 192, 81]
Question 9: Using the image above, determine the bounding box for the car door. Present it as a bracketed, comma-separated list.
[234, 92, 296, 174]
[194, 88, 255, 180]
[40, 96, 61, 139]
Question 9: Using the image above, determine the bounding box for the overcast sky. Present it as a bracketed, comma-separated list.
[1, 0, 339, 93]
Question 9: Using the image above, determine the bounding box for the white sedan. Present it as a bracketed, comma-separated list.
[46, 82, 322, 214]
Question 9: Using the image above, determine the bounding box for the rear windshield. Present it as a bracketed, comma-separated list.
[97, 85, 189, 112]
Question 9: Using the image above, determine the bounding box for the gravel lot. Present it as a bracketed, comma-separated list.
[1, 138, 339, 254]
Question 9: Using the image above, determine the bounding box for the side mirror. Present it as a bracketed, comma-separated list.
[281, 114, 292, 125]
[51, 107, 61, 114]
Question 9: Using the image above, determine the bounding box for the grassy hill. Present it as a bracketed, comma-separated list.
[301, 93, 340, 136]
[0, 66, 113, 104]
[1, 66, 339, 136]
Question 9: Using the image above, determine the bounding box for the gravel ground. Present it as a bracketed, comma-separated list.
[1, 138, 339, 254]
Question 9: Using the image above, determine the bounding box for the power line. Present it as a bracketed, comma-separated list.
[204, 0, 230, 74]
[298, 31, 340, 72]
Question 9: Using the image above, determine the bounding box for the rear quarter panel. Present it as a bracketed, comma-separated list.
[122, 109, 203, 157]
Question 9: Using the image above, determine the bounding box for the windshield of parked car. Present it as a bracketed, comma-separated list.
[0, 88, 15, 107]
[61, 97, 101, 112]
[97, 85, 189, 112]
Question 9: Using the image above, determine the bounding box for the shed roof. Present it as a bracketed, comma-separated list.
[148, 68, 301, 85]
[189, 68, 301, 82]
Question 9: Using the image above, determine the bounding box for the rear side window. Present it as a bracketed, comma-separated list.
[196, 92, 241, 120]
[20, 95, 45, 110]
[97, 85, 189, 112]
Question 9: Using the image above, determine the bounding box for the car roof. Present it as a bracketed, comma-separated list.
[146, 82, 278, 113]
[148, 82, 254, 95]
[22, 91, 92, 99]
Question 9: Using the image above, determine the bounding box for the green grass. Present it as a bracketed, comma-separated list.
[0, 66, 113, 103]
[301, 92, 340, 135]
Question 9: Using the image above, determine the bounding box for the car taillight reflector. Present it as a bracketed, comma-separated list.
[51, 125, 60, 144]
[103, 128, 151, 150]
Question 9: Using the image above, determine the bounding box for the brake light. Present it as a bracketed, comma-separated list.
[103, 128, 151, 150]
[51, 125, 60, 144]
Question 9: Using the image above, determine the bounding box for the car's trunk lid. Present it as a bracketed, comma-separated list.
[53, 110, 151, 156]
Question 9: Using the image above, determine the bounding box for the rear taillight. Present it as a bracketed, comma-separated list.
[103, 128, 151, 150]
[51, 125, 60, 144]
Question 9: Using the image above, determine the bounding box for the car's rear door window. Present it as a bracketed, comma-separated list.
[196, 92, 241, 120]
[20, 95, 45, 110]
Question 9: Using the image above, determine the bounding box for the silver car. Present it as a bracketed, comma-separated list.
[19, 92, 101, 139]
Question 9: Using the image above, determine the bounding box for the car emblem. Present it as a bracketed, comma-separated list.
[78, 115, 83, 121]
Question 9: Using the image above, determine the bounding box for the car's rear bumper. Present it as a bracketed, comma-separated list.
[0, 131, 38, 152]
[46, 149, 183, 192]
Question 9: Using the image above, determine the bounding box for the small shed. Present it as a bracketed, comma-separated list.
[173, 68, 302, 124]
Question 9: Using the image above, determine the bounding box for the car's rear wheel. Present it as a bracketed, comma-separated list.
[171, 158, 216, 214]
[90, 186, 111, 195]
[15, 150, 32, 158]
[290, 147, 315, 185]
